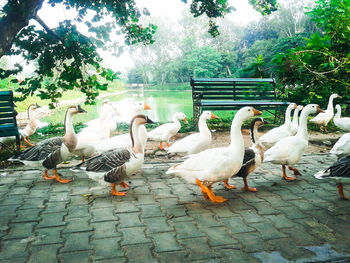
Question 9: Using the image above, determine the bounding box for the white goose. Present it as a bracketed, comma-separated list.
[166, 111, 219, 156]
[260, 103, 297, 149]
[147, 112, 188, 149]
[94, 102, 152, 153]
[310, 93, 341, 132]
[330, 133, 350, 158]
[10, 105, 86, 183]
[333, 104, 350, 131]
[290, 105, 304, 136]
[264, 104, 324, 181]
[314, 155, 350, 200]
[166, 107, 262, 203]
[75, 115, 154, 196]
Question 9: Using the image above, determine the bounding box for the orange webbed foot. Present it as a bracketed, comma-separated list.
[53, 170, 72, 184]
[196, 179, 227, 203]
[111, 183, 127, 196]
[224, 179, 236, 190]
[337, 183, 349, 200]
[243, 177, 257, 192]
[283, 175, 296, 181]
[166, 142, 170, 147]
[42, 170, 55, 180]
[159, 142, 164, 150]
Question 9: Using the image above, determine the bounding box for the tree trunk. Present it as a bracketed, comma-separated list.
[0, 0, 44, 57]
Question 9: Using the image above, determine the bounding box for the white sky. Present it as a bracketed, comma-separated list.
[9, 0, 262, 76]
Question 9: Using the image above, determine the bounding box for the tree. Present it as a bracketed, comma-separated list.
[0, 0, 278, 106]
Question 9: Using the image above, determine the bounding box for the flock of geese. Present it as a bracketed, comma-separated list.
[6, 93, 350, 202]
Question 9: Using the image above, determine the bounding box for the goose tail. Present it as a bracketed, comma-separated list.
[314, 169, 330, 180]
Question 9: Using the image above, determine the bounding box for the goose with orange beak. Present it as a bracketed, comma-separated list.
[147, 112, 188, 150]
[166, 111, 219, 156]
[167, 107, 262, 203]
[264, 104, 324, 181]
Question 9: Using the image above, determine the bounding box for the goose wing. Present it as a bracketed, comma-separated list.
[330, 133, 350, 155]
[81, 148, 131, 172]
[12, 137, 63, 161]
[166, 133, 200, 153]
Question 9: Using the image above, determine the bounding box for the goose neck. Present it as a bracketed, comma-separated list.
[131, 122, 143, 154]
[172, 116, 181, 129]
[63, 111, 77, 152]
[327, 96, 335, 112]
[295, 110, 309, 139]
[198, 117, 210, 135]
[334, 108, 341, 119]
[284, 106, 293, 126]
[291, 109, 299, 126]
[230, 116, 244, 147]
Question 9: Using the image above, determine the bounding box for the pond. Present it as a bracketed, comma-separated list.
[41, 88, 197, 124]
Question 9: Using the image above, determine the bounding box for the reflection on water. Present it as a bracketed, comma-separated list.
[42, 89, 193, 124]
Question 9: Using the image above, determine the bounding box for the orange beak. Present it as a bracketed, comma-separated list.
[338, 95, 342, 99]
[211, 113, 219, 119]
[294, 104, 297, 109]
[252, 108, 262, 116]
[144, 103, 151, 110]
[183, 117, 188, 123]
[316, 105, 324, 113]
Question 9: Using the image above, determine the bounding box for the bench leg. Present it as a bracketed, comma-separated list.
[15, 135, 20, 153]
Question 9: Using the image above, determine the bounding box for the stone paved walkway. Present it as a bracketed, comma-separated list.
[0, 154, 349, 263]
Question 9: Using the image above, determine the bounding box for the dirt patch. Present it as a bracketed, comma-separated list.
[143, 129, 343, 163]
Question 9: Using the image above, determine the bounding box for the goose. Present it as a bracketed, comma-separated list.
[115, 101, 151, 124]
[264, 104, 324, 181]
[314, 154, 350, 200]
[166, 107, 262, 203]
[0, 103, 41, 149]
[74, 115, 154, 196]
[166, 111, 219, 156]
[330, 133, 350, 158]
[10, 105, 86, 183]
[230, 117, 268, 192]
[310, 93, 341, 132]
[290, 105, 304, 135]
[333, 104, 350, 131]
[93, 102, 152, 153]
[260, 103, 297, 149]
[147, 112, 188, 149]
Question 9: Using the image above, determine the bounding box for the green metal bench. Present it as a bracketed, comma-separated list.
[191, 78, 289, 122]
[0, 90, 20, 153]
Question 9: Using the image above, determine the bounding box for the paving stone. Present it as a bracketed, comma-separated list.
[235, 232, 273, 253]
[265, 214, 297, 229]
[118, 212, 143, 228]
[236, 210, 265, 223]
[180, 237, 215, 261]
[28, 244, 60, 263]
[42, 201, 68, 213]
[153, 188, 177, 199]
[248, 202, 280, 215]
[91, 207, 118, 222]
[123, 243, 154, 263]
[173, 221, 205, 239]
[209, 204, 235, 218]
[200, 226, 239, 247]
[49, 192, 69, 202]
[157, 250, 188, 263]
[275, 204, 308, 220]
[163, 207, 188, 221]
[138, 204, 163, 218]
[7, 186, 29, 195]
[63, 217, 92, 233]
[38, 212, 66, 228]
[5, 222, 36, 240]
[69, 195, 90, 206]
[120, 226, 151, 246]
[268, 238, 316, 261]
[190, 213, 222, 228]
[58, 250, 92, 263]
[221, 217, 255, 234]
[20, 198, 46, 210]
[12, 208, 41, 223]
[65, 205, 90, 219]
[61, 232, 91, 252]
[143, 217, 173, 233]
[213, 247, 259, 263]
[32, 226, 64, 245]
[91, 237, 124, 260]
[149, 232, 183, 253]
[0, 239, 28, 260]
[135, 194, 155, 204]
[0, 205, 19, 216]
[92, 221, 121, 239]
[115, 202, 139, 213]
[250, 222, 288, 240]
[280, 226, 320, 246]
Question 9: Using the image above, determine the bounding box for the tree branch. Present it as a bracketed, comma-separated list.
[0, 0, 44, 57]
[34, 14, 65, 44]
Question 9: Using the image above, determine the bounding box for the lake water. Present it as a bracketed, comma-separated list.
[42, 89, 197, 124]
